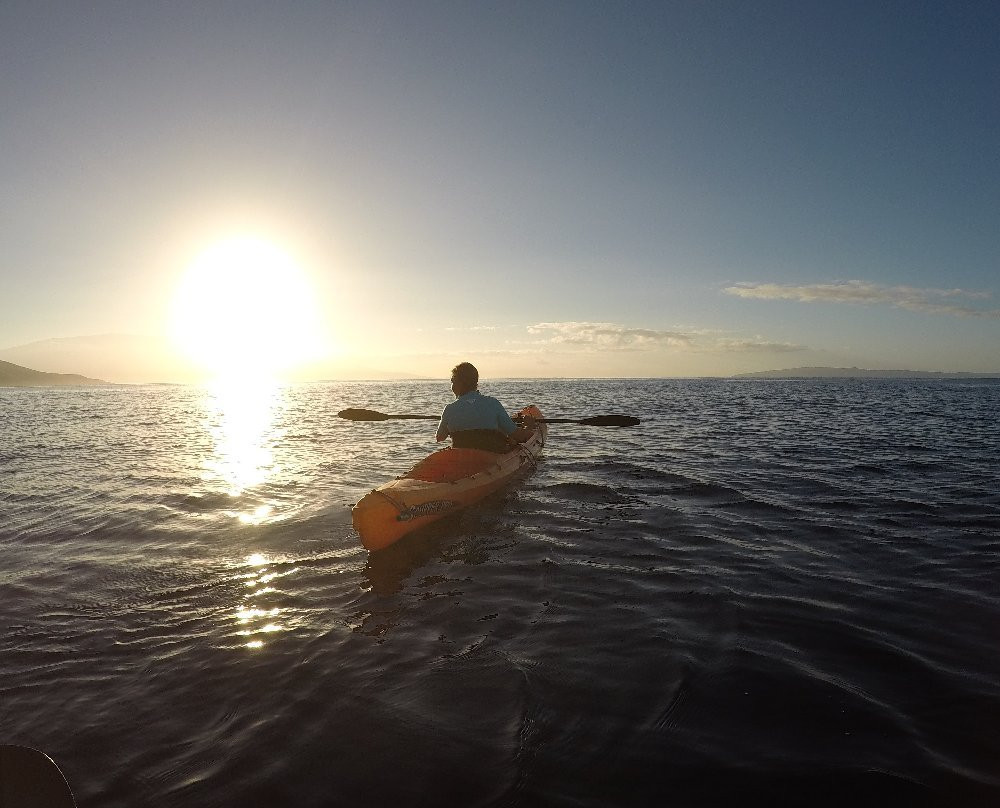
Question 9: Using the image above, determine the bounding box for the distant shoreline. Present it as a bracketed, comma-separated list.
[3, 356, 999, 387]
[733, 366, 1000, 379]
[0, 359, 106, 387]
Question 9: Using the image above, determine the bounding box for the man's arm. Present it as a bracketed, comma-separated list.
[436, 418, 450, 442]
[506, 416, 536, 444]
[496, 403, 535, 444]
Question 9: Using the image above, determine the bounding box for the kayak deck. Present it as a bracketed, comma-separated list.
[353, 405, 546, 551]
[407, 446, 508, 482]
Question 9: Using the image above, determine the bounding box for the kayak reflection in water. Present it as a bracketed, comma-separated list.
[435, 362, 536, 453]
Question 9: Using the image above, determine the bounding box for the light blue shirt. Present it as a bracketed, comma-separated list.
[436, 390, 516, 440]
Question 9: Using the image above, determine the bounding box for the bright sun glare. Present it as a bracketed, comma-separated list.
[170, 237, 327, 378]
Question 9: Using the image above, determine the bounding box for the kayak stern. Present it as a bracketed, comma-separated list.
[353, 405, 546, 551]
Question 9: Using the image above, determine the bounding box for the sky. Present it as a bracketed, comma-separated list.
[1, 0, 998, 382]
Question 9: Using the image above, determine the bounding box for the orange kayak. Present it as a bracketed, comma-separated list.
[353, 405, 547, 551]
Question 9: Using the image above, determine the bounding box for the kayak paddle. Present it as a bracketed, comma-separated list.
[338, 408, 437, 421]
[527, 415, 640, 426]
[338, 408, 640, 426]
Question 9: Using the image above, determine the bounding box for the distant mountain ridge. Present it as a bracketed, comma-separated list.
[0, 359, 106, 387]
[734, 366, 999, 379]
[0, 333, 436, 383]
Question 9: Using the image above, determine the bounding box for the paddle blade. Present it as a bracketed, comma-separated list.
[530, 415, 641, 426]
[338, 408, 391, 421]
[0, 745, 76, 808]
[576, 415, 641, 427]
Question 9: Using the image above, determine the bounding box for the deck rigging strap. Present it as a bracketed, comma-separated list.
[371, 488, 406, 514]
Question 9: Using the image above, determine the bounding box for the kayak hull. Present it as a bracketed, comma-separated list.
[353, 405, 546, 551]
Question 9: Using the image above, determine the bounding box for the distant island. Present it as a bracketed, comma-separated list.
[734, 366, 999, 379]
[0, 359, 106, 387]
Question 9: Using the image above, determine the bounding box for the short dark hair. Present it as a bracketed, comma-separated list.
[451, 362, 479, 390]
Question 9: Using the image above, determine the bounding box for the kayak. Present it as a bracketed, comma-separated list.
[353, 405, 547, 551]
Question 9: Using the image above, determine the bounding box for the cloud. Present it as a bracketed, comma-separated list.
[528, 322, 694, 350]
[526, 322, 805, 354]
[723, 280, 1000, 318]
[713, 338, 805, 353]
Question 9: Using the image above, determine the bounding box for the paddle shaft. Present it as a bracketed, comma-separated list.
[532, 415, 640, 425]
[337, 408, 639, 426]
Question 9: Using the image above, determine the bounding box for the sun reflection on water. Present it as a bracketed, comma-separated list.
[201, 379, 285, 519]
[233, 553, 297, 650]
[239, 505, 273, 524]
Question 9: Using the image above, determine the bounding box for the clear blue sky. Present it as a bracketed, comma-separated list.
[2, 1, 998, 380]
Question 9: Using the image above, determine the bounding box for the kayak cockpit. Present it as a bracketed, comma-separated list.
[406, 447, 503, 483]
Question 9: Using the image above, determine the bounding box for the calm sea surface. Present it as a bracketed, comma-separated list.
[1, 378, 998, 807]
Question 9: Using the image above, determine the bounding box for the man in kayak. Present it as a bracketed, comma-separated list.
[436, 362, 536, 453]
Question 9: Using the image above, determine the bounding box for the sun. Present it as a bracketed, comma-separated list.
[170, 236, 327, 379]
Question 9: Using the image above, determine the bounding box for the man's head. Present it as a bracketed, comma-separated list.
[451, 362, 479, 397]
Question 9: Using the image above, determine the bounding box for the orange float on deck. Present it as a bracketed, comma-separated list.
[353, 406, 547, 551]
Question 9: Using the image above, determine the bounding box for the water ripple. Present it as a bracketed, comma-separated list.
[1, 379, 999, 806]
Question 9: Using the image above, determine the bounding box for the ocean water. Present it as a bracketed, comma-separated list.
[1, 378, 998, 807]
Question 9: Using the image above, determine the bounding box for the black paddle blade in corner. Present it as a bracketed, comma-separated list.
[0, 745, 77, 808]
